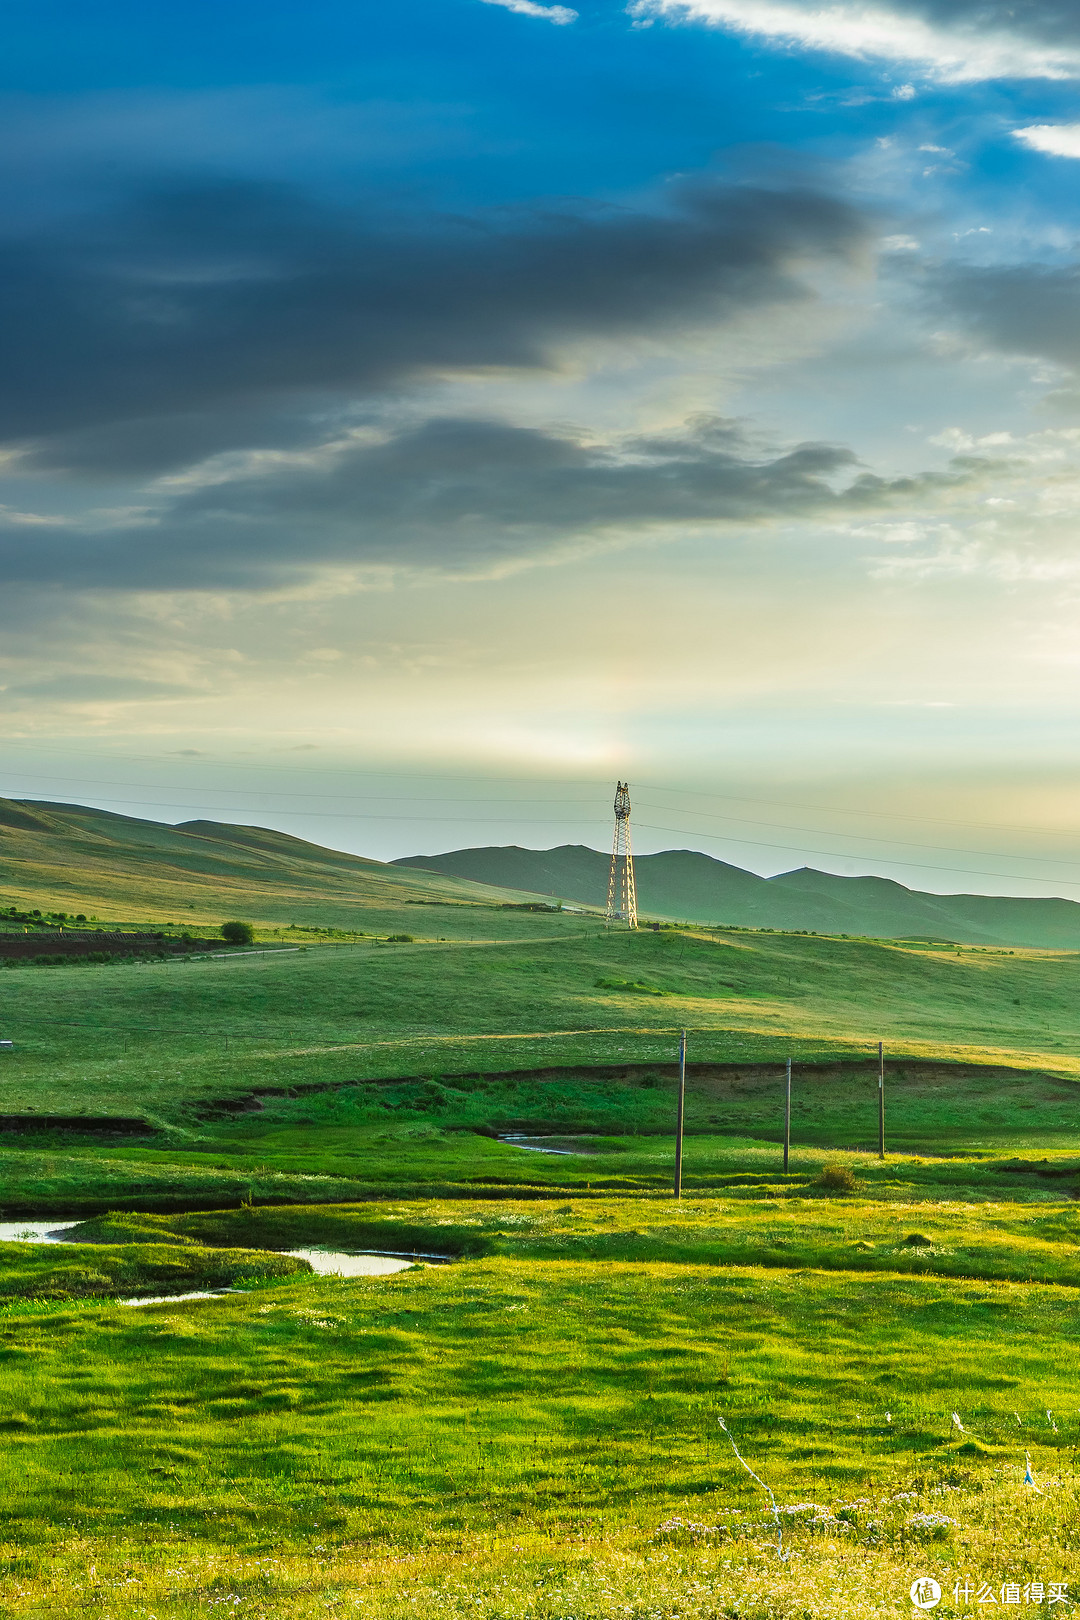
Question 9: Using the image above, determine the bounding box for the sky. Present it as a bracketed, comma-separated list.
[4, 0, 1080, 896]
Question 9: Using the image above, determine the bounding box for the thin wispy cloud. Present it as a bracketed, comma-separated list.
[629, 0, 1080, 81]
[480, 0, 578, 23]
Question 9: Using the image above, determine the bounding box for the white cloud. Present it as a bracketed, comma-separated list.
[480, 0, 578, 22]
[1014, 123, 1080, 158]
[628, 0, 1080, 82]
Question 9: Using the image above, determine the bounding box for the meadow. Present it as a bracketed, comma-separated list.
[0, 904, 1079, 1615]
[0, 1239, 1077, 1618]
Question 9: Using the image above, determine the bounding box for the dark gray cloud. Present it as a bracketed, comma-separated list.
[0, 415, 961, 593]
[35, 405, 327, 479]
[902, 0, 1080, 44]
[2, 177, 867, 471]
[931, 261, 1080, 370]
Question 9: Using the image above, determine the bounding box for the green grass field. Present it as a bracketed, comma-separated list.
[0, 1233, 1077, 1618]
[1, 900, 1080, 1616]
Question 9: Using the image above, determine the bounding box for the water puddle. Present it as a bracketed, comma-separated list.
[499, 1135, 592, 1156]
[285, 1250, 415, 1277]
[0, 1221, 78, 1243]
[0, 1224, 430, 1302]
[122, 1253, 420, 1307]
[122, 1290, 229, 1308]
[0, 1224, 429, 1304]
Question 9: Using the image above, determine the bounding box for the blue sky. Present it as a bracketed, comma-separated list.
[4, 0, 1080, 896]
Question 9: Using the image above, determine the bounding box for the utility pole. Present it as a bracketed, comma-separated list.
[783, 1056, 792, 1173]
[674, 1028, 686, 1198]
[878, 1039, 885, 1160]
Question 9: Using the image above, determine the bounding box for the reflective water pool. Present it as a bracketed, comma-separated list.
[0, 1221, 78, 1243]
[0, 1224, 426, 1302]
[284, 1249, 415, 1277]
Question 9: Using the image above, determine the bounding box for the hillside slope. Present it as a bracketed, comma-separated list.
[0, 798, 546, 925]
[395, 843, 1080, 947]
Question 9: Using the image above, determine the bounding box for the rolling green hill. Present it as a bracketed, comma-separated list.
[8, 795, 1075, 949]
[0, 797, 547, 926]
[395, 842, 1080, 947]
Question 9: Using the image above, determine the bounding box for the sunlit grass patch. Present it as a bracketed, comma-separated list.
[0, 1255, 1075, 1614]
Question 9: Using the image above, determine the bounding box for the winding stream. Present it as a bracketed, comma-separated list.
[0, 1222, 426, 1306]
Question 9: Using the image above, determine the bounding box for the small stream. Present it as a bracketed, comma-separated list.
[0, 1222, 428, 1306]
[499, 1134, 594, 1156]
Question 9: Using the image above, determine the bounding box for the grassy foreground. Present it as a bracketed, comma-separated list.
[0, 1215, 1076, 1618]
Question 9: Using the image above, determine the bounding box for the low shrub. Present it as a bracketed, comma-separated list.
[816, 1164, 858, 1194]
[220, 921, 255, 946]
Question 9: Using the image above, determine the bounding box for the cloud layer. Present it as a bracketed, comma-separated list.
[2, 178, 866, 474]
[932, 261, 1080, 369]
[2, 415, 957, 591]
[632, 0, 1080, 80]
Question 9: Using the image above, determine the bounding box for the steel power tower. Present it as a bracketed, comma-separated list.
[606, 781, 638, 929]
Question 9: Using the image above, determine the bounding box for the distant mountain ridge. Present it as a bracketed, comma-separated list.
[3, 795, 1077, 948]
[393, 844, 1080, 948]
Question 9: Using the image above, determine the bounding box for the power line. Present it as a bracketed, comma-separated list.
[11, 765, 1077, 868]
[2, 767, 600, 806]
[633, 821, 1080, 889]
[6, 749, 1080, 889]
[5, 788, 1080, 887]
[12, 792, 610, 826]
[5, 735, 1080, 841]
[8, 788, 1080, 888]
[635, 781, 1080, 842]
[634, 797, 1080, 870]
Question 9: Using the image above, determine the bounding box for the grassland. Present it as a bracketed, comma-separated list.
[1, 881, 1079, 1615]
[0, 916, 1077, 1218]
[0, 1233, 1077, 1618]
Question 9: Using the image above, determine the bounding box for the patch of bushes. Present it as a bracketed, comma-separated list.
[816, 1164, 859, 1194]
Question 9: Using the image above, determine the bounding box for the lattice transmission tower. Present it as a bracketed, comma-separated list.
[606, 781, 638, 929]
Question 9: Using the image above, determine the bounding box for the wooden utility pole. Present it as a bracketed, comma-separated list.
[878, 1039, 885, 1160]
[674, 1028, 686, 1198]
[783, 1057, 792, 1173]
